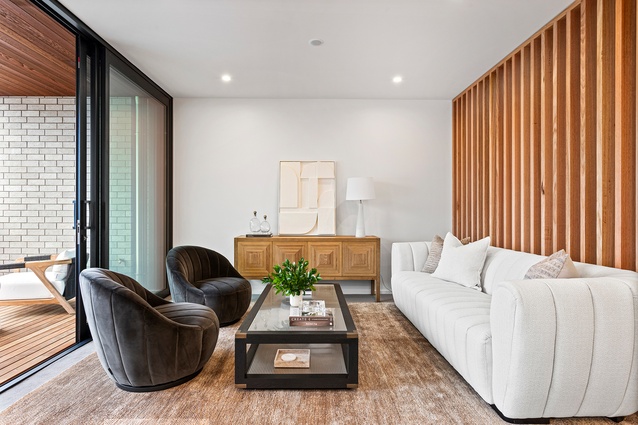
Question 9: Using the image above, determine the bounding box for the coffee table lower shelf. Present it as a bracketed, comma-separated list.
[236, 343, 358, 389]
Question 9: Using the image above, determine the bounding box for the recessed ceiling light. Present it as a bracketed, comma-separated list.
[392, 75, 403, 84]
[221, 74, 232, 83]
[309, 39, 324, 47]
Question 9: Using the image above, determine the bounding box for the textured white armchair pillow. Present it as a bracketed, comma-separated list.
[432, 233, 491, 290]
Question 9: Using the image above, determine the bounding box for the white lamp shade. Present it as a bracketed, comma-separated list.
[346, 177, 376, 201]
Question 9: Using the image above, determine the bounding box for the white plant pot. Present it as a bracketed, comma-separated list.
[289, 294, 303, 307]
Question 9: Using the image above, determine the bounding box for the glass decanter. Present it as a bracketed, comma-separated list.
[249, 211, 261, 233]
[260, 214, 271, 233]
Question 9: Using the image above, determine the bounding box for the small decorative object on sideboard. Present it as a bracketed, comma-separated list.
[249, 211, 261, 233]
[260, 214, 271, 234]
[262, 257, 321, 307]
[246, 211, 272, 237]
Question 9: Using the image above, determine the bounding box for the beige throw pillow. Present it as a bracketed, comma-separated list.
[524, 250, 579, 279]
[422, 235, 444, 273]
[422, 235, 471, 273]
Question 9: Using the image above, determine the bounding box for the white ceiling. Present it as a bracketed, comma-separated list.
[59, 0, 573, 100]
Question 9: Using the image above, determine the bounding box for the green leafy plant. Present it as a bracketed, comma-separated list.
[262, 257, 321, 296]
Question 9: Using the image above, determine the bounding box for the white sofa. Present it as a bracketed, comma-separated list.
[392, 241, 638, 422]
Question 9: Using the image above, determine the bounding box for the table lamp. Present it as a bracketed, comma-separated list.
[346, 177, 376, 237]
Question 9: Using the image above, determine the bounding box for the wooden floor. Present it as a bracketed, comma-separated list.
[0, 302, 75, 386]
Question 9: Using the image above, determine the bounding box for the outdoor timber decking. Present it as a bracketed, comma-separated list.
[0, 302, 75, 386]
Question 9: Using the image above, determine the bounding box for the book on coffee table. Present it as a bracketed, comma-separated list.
[289, 308, 334, 327]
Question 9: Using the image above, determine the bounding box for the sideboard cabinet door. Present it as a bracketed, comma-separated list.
[308, 242, 342, 277]
[235, 241, 271, 277]
[273, 242, 307, 266]
[343, 241, 377, 277]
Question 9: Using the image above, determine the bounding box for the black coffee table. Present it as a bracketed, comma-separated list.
[235, 283, 358, 389]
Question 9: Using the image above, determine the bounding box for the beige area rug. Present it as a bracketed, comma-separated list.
[1, 303, 637, 425]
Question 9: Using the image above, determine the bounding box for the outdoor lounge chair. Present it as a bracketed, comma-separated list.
[0, 249, 76, 314]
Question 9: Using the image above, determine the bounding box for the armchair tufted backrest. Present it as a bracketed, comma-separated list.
[166, 246, 242, 284]
[81, 268, 168, 307]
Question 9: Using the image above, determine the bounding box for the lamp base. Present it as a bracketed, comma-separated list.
[355, 200, 365, 237]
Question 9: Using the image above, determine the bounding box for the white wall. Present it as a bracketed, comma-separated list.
[173, 98, 452, 294]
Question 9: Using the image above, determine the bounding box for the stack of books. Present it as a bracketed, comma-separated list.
[289, 300, 334, 326]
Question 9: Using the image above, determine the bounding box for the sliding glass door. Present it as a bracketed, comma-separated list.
[0, 0, 172, 392]
[105, 54, 171, 292]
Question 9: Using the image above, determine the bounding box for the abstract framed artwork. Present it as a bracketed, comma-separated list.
[278, 161, 336, 235]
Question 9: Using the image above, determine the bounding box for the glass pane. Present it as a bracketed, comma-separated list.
[108, 67, 166, 291]
[248, 285, 347, 332]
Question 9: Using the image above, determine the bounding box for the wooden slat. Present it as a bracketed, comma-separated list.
[477, 80, 484, 239]
[521, 45, 532, 253]
[614, 0, 636, 270]
[566, 6, 582, 261]
[482, 80, 490, 239]
[472, 84, 479, 241]
[452, 99, 461, 234]
[530, 37, 543, 255]
[465, 92, 471, 239]
[596, 0, 615, 267]
[460, 93, 470, 238]
[469, 88, 475, 240]
[580, 0, 598, 264]
[496, 66, 505, 247]
[503, 60, 512, 249]
[460, 98, 464, 237]
[540, 28, 554, 256]
[553, 18, 568, 253]
[512, 52, 521, 252]
[0, 302, 75, 385]
[489, 72, 497, 240]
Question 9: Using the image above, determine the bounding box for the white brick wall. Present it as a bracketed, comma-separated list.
[0, 96, 75, 268]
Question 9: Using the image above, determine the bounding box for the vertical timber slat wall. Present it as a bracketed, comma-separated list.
[452, 0, 637, 270]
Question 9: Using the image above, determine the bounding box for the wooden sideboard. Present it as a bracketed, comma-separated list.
[234, 235, 381, 302]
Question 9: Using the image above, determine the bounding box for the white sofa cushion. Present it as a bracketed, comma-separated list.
[481, 247, 544, 295]
[432, 233, 490, 290]
[391, 241, 430, 274]
[0, 271, 63, 300]
[392, 271, 493, 403]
